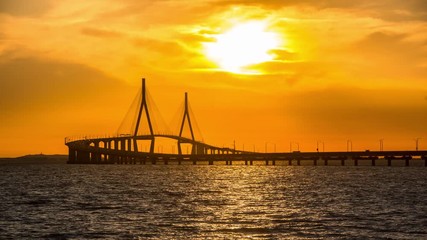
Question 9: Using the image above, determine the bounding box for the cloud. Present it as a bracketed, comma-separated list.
[269, 49, 298, 61]
[346, 31, 427, 83]
[280, 87, 427, 137]
[81, 27, 122, 38]
[0, 0, 53, 17]
[213, 0, 427, 22]
[0, 56, 128, 117]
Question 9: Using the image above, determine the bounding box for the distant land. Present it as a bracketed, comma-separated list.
[0, 154, 68, 165]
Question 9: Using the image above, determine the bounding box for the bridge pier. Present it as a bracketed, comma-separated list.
[288, 159, 292, 166]
[114, 140, 119, 151]
[68, 148, 76, 163]
[313, 159, 317, 166]
[128, 139, 132, 152]
[109, 154, 114, 163]
[77, 150, 90, 163]
[354, 159, 358, 166]
[120, 140, 126, 151]
[90, 152, 99, 163]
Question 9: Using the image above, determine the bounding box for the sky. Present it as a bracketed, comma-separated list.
[1, 0, 427, 157]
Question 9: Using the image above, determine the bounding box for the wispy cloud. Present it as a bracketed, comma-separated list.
[0, 0, 53, 17]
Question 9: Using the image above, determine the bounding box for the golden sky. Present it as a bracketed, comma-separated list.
[1, 0, 427, 157]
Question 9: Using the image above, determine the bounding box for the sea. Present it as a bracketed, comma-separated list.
[0, 160, 426, 239]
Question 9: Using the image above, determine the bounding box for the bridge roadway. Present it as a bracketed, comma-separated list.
[66, 135, 427, 166]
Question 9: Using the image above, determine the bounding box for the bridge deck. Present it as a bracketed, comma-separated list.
[66, 138, 427, 166]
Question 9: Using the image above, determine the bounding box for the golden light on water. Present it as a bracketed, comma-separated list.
[204, 21, 282, 74]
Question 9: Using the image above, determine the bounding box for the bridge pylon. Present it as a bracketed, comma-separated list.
[133, 78, 155, 154]
[178, 92, 196, 155]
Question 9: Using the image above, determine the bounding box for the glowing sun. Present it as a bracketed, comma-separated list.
[204, 21, 281, 74]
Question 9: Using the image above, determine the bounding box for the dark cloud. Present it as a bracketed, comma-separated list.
[81, 27, 122, 38]
[133, 37, 186, 56]
[214, 0, 366, 9]
[281, 88, 427, 136]
[349, 31, 427, 80]
[214, 0, 427, 22]
[0, 56, 128, 117]
[0, 0, 53, 17]
[246, 61, 329, 86]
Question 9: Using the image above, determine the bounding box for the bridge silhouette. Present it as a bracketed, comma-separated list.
[66, 78, 427, 166]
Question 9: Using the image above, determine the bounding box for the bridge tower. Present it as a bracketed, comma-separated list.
[178, 92, 196, 155]
[133, 78, 155, 153]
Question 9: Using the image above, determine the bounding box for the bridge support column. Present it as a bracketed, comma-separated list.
[272, 160, 276, 166]
[94, 142, 100, 163]
[297, 160, 300, 166]
[324, 159, 328, 166]
[265, 160, 269, 165]
[354, 159, 358, 166]
[314, 159, 317, 166]
[250, 160, 253, 165]
[90, 152, 98, 163]
[341, 159, 345, 166]
[288, 159, 292, 166]
[77, 150, 90, 163]
[209, 160, 213, 165]
[371, 159, 376, 166]
[68, 148, 76, 163]
[245, 160, 248, 165]
[405, 159, 410, 167]
[424, 156, 427, 167]
[114, 140, 119, 150]
[128, 139, 132, 152]
[121, 140, 126, 151]
[387, 158, 392, 166]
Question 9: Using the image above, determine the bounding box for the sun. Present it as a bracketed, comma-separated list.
[204, 21, 281, 74]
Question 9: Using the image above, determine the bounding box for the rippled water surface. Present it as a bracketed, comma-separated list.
[0, 162, 426, 239]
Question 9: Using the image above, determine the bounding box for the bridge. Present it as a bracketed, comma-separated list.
[66, 78, 427, 166]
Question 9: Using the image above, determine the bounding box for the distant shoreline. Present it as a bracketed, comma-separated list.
[0, 154, 68, 164]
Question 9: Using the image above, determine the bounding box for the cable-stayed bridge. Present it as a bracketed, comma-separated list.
[65, 78, 427, 166]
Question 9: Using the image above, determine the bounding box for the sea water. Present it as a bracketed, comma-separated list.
[0, 162, 426, 239]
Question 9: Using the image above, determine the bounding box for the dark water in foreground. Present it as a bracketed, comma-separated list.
[0, 162, 426, 239]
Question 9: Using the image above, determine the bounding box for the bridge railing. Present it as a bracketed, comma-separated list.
[65, 134, 130, 144]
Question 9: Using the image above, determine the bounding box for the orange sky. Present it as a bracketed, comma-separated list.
[1, 0, 427, 157]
